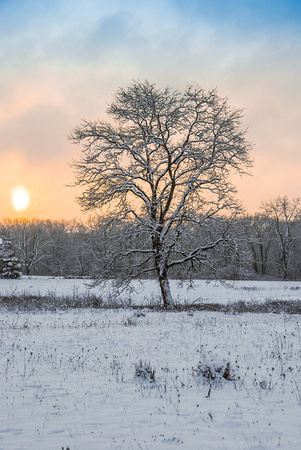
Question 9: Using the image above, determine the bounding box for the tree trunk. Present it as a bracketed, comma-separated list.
[281, 253, 288, 280]
[158, 272, 174, 308]
[152, 232, 174, 308]
[251, 245, 259, 275]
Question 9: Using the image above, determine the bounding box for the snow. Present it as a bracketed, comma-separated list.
[0, 278, 301, 449]
[1, 276, 301, 305]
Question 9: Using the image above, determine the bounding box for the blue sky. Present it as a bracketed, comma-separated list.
[0, 0, 300, 219]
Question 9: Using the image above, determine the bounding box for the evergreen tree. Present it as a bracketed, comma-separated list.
[0, 238, 22, 279]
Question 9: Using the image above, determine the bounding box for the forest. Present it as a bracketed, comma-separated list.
[0, 196, 300, 281]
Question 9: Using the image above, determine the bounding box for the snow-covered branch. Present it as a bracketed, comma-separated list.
[69, 80, 252, 307]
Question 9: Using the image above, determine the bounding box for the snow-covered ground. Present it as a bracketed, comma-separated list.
[0, 279, 301, 449]
[1, 276, 301, 305]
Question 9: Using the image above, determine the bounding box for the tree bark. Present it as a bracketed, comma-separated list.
[158, 270, 174, 308]
[152, 225, 175, 308]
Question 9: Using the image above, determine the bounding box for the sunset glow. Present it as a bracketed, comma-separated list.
[0, 0, 300, 220]
[11, 186, 30, 212]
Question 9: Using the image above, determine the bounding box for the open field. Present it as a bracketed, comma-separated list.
[1, 276, 301, 307]
[0, 278, 301, 449]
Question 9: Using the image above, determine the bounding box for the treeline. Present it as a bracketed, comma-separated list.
[0, 197, 300, 281]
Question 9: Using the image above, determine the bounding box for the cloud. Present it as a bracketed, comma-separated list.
[0, 104, 72, 162]
[0, 0, 300, 218]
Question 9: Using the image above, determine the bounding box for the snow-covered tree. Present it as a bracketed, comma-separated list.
[69, 80, 253, 307]
[2, 219, 51, 275]
[261, 196, 301, 280]
[244, 214, 273, 276]
[0, 238, 22, 279]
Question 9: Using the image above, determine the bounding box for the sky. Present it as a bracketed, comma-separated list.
[0, 0, 300, 220]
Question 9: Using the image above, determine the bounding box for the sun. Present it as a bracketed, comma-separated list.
[11, 186, 30, 212]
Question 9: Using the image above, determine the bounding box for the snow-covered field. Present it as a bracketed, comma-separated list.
[1, 276, 301, 305]
[0, 278, 301, 449]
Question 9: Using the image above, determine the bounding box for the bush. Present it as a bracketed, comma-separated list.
[134, 360, 155, 382]
[194, 359, 235, 384]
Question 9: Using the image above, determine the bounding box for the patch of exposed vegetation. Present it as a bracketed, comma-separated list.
[0, 292, 300, 314]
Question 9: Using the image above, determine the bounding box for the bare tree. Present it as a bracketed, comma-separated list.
[43, 220, 73, 276]
[261, 196, 301, 280]
[245, 214, 273, 276]
[1, 219, 51, 275]
[69, 220, 97, 277]
[69, 80, 252, 307]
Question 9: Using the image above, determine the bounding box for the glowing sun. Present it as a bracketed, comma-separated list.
[11, 186, 30, 212]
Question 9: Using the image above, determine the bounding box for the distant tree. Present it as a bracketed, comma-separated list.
[42, 220, 73, 276]
[0, 238, 22, 279]
[245, 214, 273, 277]
[261, 196, 301, 279]
[69, 220, 96, 277]
[204, 219, 253, 280]
[1, 219, 51, 275]
[69, 80, 253, 307]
